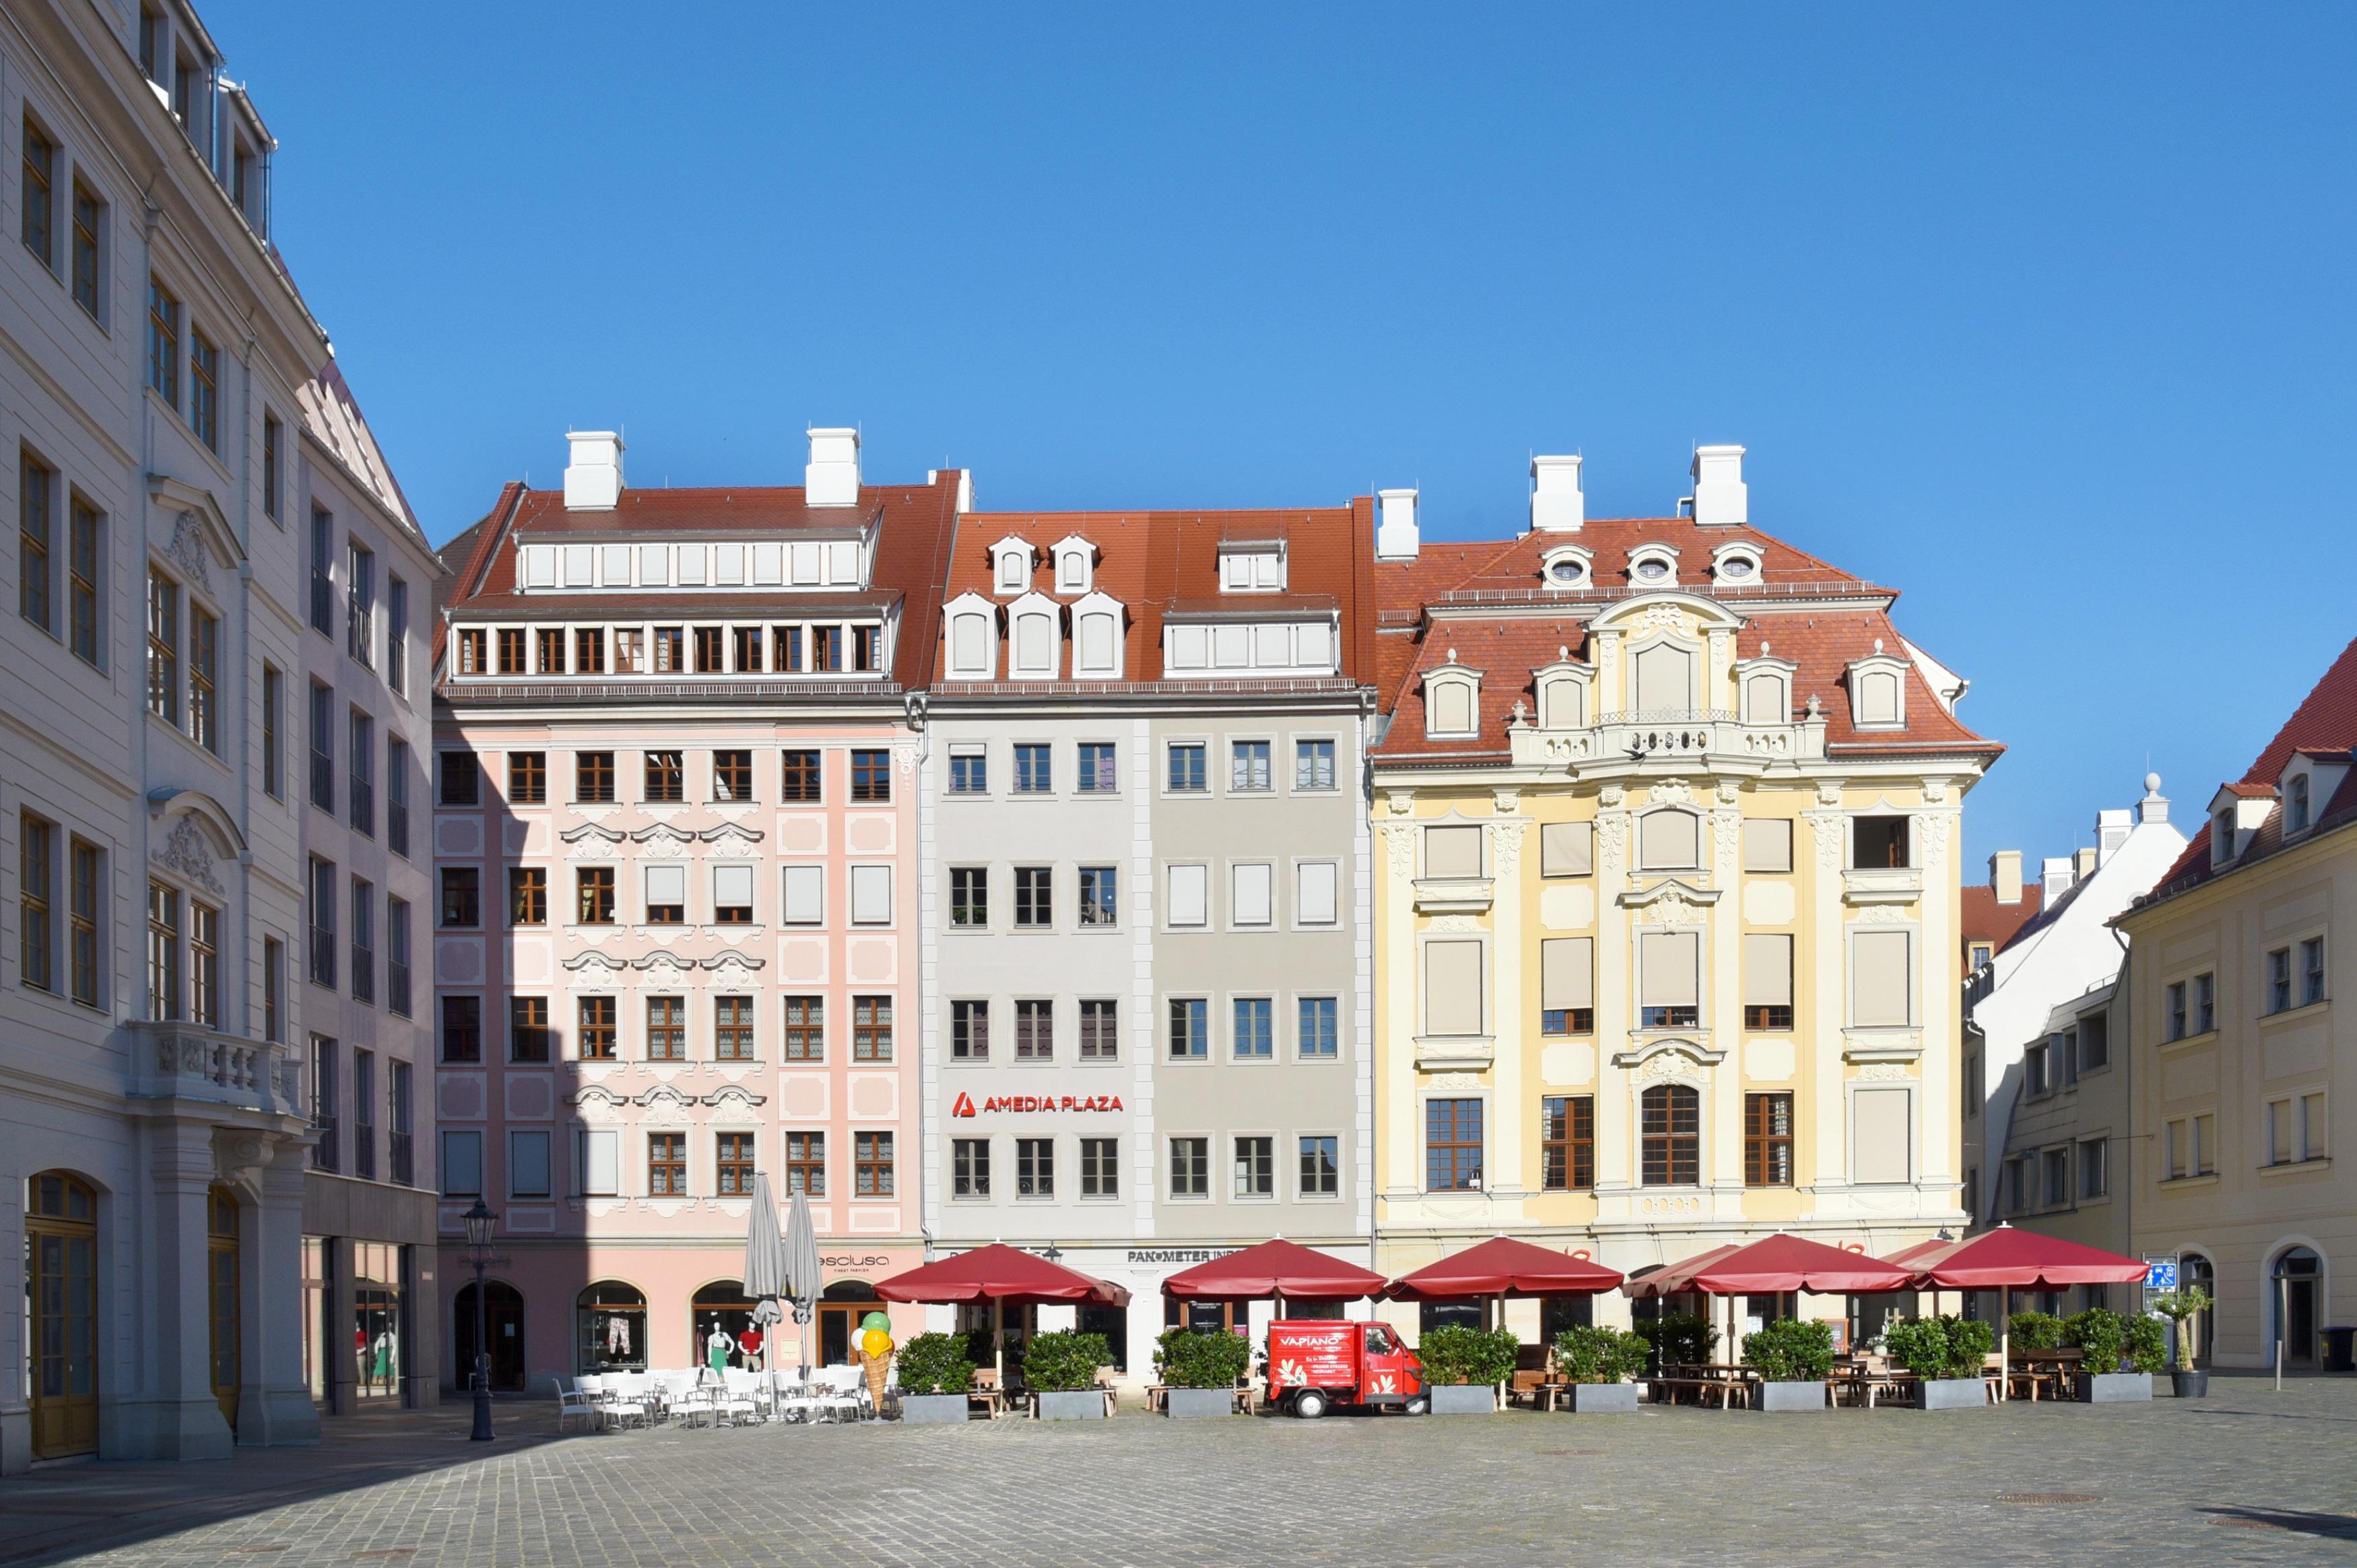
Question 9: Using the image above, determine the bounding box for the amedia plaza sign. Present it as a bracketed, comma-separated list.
[950, 1091, 1124, 1116]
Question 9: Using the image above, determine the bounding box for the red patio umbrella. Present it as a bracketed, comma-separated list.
[1626, 1235, 1911, 1386]
[1385, 1236, 1625, 1301]
[1890, 1225, 2150, 1401]
[1164, 1238, 1387, 1311]
[874, 1244, 1131, 1383]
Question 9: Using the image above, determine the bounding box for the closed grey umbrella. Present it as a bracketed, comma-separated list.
[783, 1190, 824, 1381]
[743, 1173, 789, 1339]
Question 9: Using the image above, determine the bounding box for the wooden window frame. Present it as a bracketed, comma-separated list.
[1744, 1092, 1794, 1187]
[648, 1132, 687, 1197]
[578, 994, 616, 1060]
[1541, 1095, 1595, 1191]
[646, 994, 686, 1062]
[1641, 1085, 1701, 1186]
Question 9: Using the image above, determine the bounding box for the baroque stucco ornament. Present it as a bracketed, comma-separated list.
[164, 511, 213, 592]
[152, 815, 225, 895]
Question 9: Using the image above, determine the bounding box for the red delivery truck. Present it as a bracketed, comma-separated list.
[1265, 1320, 1428, 1419]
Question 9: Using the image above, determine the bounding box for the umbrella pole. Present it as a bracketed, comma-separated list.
[1999, 1288, 2010, 1404]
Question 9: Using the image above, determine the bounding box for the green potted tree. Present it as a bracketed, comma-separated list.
[2147, 1287, 2213, 1398]
[894, 1332, 978, 1424]
[1741, 1318, 1836, 1411]
[1632, 1312, 1718, 1376]
[1552, 1324, 1650, 1414]
[1880, 1316, 1997, 1410]
[1024, 1330, 1114, 1421]
[1156, 1327, 1250, 1419]
[1417, 1324, 1519, 1414]
[2061, 1307, 2157, 1402]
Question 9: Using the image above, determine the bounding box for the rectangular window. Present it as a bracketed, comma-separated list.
[352, 1050, 376, 1180]
[692, 625, 723, 673]
[649, 1133, 687, 1197]
[1853, 815, 1909, 869]
[1076, 741, 1117, 792]
[2166, 981, 2187, 1042]
[387, 741, 411, 858]
[455, 627, 486, 674]
[536, 627, 565, 675]
[1743, 933, 1794, 1031]
[22, 119, 55, 268]
[1299, 1135, 1339, 1198]
[2300, 1091, 2327, 1161]
[1539, 936, 1593, 1035]
[1642, 1088, 1702, 1186]
[849, 864, 892, 926]
[1014, 998, 1052, 1060]
[189, 901, 220, 1024]
[853, 623, 884, 672]
[772, 625, 803, 673]
[441, 1130, 482, 1197]
[1850, 929, 1913, 1028]
[346, 711, 371, 831]
[2267, 1097, 2293, 1165]
[1295, 860, 1339, 927]
[146, 570, 179, 724]
[261, 414, 281, 522]
[1230, 740, 1271, 792]
[950, 866, 987, 928]
[2079, 1013, 2109, 1072]
[2078, 1137, 2107, 1198]
[850, 749, 890, 802]
[780, 749, 821, 803]
[20, 814, 54, 992]
[1232, 996, 1273, 1060]
[510, 996, 551, 1063]
[1533, 1095, 1592, 1192]
[306, 856, 336, 986]
[787, 1131, 826, 1196]
[577, 866, 616, 924]
[146, 878, 181, 1019]
[855, 1132, 894, 1197]
[70, 838, 101, 1008]
[643, 749, 682, 803]
[1081, 1137, 1119, 1199]
[305, 683, 333, 809]
[716, 1132, 754, 1197]
[1297, 996, 1339, 1058]
[310, 1037, 339, 1171]
[440, 995, 482, 1063]
[347, 878, 372, 1006]
[506, 751, 545, 805]
[647, 995, 686, 1062]
[508, 1130, 550, 1199]
[1294, 739, 1337, 790]
[2300, 937, 2325, 1007]
[613, 628, 642, 672]
[652, 625, 684, 672]
[496, 627, 526, 675]
[1017, 1137, 1054, 1198]
[1080, 998, 1119, 1060]
[1232, 1135, 1273, 1198]
[2268, 947, 2292, 1014]
[308, 508, 332, 634]
[1167, 743, 1207, 792]
[710, 996, 754, 1061]
[1077, 864, 1117, 926]
[643, 863, 684, 924]
[951, 1137, 987, 1199]
[1168, 997, 1208, 1060]
[1539, 821, 1593, 879]
[576, 751, 614, 803]
[950, 998, 989, 1061]
[507, 866, 547, 926]
[572, 625, 605, 674]
[949, 747, 987, 794]
[147, 278, 179, 406]
[2195, 973, 2215, 1034]
[1014, 866, 1053, 928]
[390, 1062, 413, 1185]
[713, 749, 754, 803]
[1424, 825, 1482, 879]
[781, 995, 823, 1061]
[387, 579, 408, 692]
[18, 449, 53, 632]
[70, 181, 101, 319]
[1426, 1098, 1482, 1192]
[853, 994, 893, 1062]
[265, 935, 286, 1040]
[67, 495, 99, 663]
[1166, 863, 1207, 928]
[189, 329, 218, 449]
[261, 667, 281, 798]
[1231, 862, 1273, 927]
[387, 897, 411, 1017]
[810, 623, 842, 672]
[1014, 743, 1052, 794]
[780, 864, 822, 926]
[1424, 939, 1486, 1037]
[2192, 1112, 2215, 1175]
[1742, 818, 1793, 873]
[1744, 1093, 1795, 1186]
[439, 866, 479, 928]
[2042, 1147, 2069, 1208]
[1169, 1136, 1209, 1198]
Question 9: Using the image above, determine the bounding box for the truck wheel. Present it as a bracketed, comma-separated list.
[1405, 1394, 1430, 1417]
[1293, 1390, 1328, 1420]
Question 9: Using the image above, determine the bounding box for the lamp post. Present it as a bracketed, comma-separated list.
[463, 1198, 498, 1442]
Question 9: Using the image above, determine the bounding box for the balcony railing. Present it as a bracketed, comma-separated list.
[1509, 710, 1828, 770]
[354, 1122, 376, 1180]
[311, 1115, 339, 1171]
[129, 1021, 302, 1117]
[389, 1131, 413, 1186]
[388, 959, 411, 1018]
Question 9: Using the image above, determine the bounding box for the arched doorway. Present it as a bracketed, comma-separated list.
[2179, 1253, 2216, 1365]
[2271, 1247, 2323, 1366]
[207, 1186, 240, 1431]
[820, 1280, 884, 1367]
[453, 1281, 525, 1392]
[692, 1281, 754, 1371]
[577, 1281, 648, 1374]
[26, 1172, 98, 1459]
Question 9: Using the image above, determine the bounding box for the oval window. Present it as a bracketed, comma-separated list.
[1635, 559, 1669, 582]
[1720, 556, 1755, 580]
[1548, 559, 1583, 585]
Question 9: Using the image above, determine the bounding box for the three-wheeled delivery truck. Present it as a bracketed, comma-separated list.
[1265, 1320, 1428, 1418]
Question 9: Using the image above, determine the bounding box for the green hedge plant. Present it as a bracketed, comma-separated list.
[1743, 1318, 1836, 1382]
[895, 1332, 976, 1396]
[1418, 1324, 1521, 1386]
[1022, 1330, 1112, 1393]
[2061, 1308, 2131, 1374]
[1632, 1313, 1719, 1373]
[1881, 1316, 1996, 1381]
[2006, 1309, 2064, 1352]
[1554, 1325, 1650, 1385]
[2121, 1313, 2168, 1375]
[1156, 1327, 1251, 1390]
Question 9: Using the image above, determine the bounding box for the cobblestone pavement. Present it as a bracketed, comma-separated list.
[4, 1375, 2354, 1566]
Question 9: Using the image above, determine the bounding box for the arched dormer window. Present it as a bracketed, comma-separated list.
[1539, 544, 1593, 592]
[1710, 541, 1763, 587]
[1636, 807, 1701, 871]
[1846, 646, 1908, 730]
[1052, 535, 1096, 596]
[989, 537, 1036, 597]
[1532, 649, 1592, 730]
[1069, 592, 1124, 677]
[1006, 592, 1061, 679]
[942, 592, 997, 679]
[1626, 543, 1680, 588]
[1735, 649, 1797, 726]
[1628, 638, 1698, 717]
[1422, 658, 1483, 739]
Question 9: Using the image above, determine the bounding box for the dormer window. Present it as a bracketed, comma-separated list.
[1007, 593, 1061, 679]
[1070, 592, 1123, 677]
[991, 537, 1036, 596]
[1532, 651, 1592, 730]
[1053, 536, 1096, 596]
[1422, 660, 1483, 739]
[1219, 545, 1286, 593]
[1846, 648, 1910, 730]
[2214, 808, 2236, 866]
[1539, 545, 1592, 591]
[1736, 652, 1797, 726]
[1627, 544, 1680, 587]
[943, 593, 997, 679]
[2287, 773, 2311, 834]
[1711, 543, 1763, 585]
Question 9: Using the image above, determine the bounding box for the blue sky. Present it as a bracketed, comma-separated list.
[209, 1, 2354, 873]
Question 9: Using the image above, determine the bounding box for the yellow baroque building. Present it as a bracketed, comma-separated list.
[1366, 451, 2001, 1332]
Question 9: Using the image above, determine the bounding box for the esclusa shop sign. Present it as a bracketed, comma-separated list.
[951, 1091, 1124, 1116]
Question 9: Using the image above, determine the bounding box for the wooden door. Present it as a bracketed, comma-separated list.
[28, 1173, 99, 1459]
[207, 1188, 240, 1430]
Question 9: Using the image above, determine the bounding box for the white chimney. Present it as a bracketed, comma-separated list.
[1376, 487, 1420, 561]
[1530, 455, 1585, 533]
[2096, 807, 2133, 864]
[805, 427, 861, 507]
[563, 430, 624, 510]
[2042, 856, 2076, 902]
[2138, 772, 2170, 825]
[1990, 850, 2023, 906]
[1689, 444, 1747, 526]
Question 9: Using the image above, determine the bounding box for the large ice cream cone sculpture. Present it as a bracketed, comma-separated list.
[859, 1312, 894, 1407]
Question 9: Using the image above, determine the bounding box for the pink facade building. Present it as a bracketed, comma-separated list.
[428, 431, 958, 1388]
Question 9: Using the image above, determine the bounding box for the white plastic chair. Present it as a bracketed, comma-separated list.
[718, 1369, 764, 1425]
[774, 1370, 821, 1424]
[816, 1365, 863, 1423]
[555, 1374, 601, 1432]
[663, 1369, 714, 1428]
[591, 1371, 651, 1429]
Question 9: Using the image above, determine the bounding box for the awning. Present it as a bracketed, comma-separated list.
[1628, 1234, 1913, 1297]
[1162, 1239, 1386, 1301]
[1896, 1225, 2151, 1290]
[873, 1243, 1131, 1307]
[1385, 1236, 1625, 1300]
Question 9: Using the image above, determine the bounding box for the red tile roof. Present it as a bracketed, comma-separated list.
[1961, 883, 2045, 951]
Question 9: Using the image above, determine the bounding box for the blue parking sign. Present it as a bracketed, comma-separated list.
[2145, 1258, 2177, 1290]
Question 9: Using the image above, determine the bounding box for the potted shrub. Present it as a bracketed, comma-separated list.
[1741, 1318, 1834, 1412]
[894, 1332, 977, 1424]
[1881, 1316, 1995, 1410]
[2007, 1309, 2063, 1353]
[1632, 1312, 1719, 1376]
[1156, 1327, 1249, 1419]
[1417, 1324, 1519, 1414]
[2061, 1307, 2155, 1402]
[1023, 1330, 1114, 1420]
[2147, 1287, 2213, 1398]
[1553, 1324, 1649, 1414]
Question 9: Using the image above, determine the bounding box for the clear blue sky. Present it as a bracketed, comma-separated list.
[209, 1, 2355, 874]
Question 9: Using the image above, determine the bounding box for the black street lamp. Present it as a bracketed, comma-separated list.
[463, 1198, 498, 1442]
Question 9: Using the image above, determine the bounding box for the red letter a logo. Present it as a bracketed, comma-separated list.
[952, 1092, 976, 1118]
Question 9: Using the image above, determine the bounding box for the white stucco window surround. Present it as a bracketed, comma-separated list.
[1529, 653, 1593, 730]
[1414, 817, 1492, 914]
[1164, 862, 1210, 930]
[1005, 592, 1063, 679]
[1422, 658, 1484, 740]
[781, 864, 824, 926]
[1217, 541, 1286, 592]
[1291, 859, 1341, 928]
[1708, 541, 1764, 586]
[849, 863, 894, 926]
[1845, 646, 1911, 730]
[1051, 535, 1096, 595]
[1625, 542, 1681, 588]
[1228, 860, 1275, 928]
[1538, 543, 1594, 591]
[942, 592, 998, 679]
[1847, 1082, 1917, 1185]
[1415, 932, 1494, 1069]
[989, 536, 1036, 596]
[1633, 806, 1702, 872]
[1735, 651, 1798, 726]
[1844, 923, 1921, 1059]
[1068, 592, 1125, 677]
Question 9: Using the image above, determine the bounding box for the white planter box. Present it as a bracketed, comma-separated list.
[1567, 1383, 1640, 1414]
[2076, 1373, 2154, 1404]
[899, 1394, 971, 1425]
[1036, 1390, 1108, 1421]
[1754, 1380, 1826, 1412]
[1428, 1384, 1496, 1415]
[1164, 1388, 1237, 1419]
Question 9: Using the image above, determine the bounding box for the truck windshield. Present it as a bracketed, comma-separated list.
[1365, 1326, 1395, 1355]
